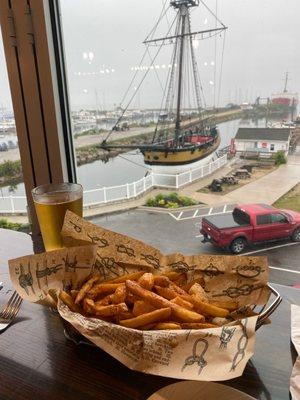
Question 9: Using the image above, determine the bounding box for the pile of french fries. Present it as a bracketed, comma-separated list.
[59, 270, 240, 330]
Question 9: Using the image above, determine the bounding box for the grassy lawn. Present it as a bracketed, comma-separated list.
[273, 183, 300, 212]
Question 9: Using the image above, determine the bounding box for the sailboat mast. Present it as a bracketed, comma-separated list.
[283, 71, 289, 93]
[175, 6, 187, 143]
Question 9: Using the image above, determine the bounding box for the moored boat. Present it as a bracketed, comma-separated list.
[101, 0, 227, 174]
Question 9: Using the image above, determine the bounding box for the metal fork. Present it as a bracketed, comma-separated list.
[0, 291, 22, 332]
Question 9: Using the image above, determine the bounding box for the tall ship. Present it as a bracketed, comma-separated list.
[271, 72, 298, 110]
[101, 0, 227, 174]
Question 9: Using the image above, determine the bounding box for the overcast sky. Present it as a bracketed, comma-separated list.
[1, 0, 300, 111]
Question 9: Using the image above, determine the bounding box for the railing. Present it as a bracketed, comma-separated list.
[0, 154, 227, 213]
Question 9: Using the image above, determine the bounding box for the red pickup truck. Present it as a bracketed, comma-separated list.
[201, 204, 300, 254]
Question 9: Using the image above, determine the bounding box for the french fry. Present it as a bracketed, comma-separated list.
[70, 290, 79, 301]
[153, 275, 169, 287]
[171, 296, 193, 310]
[120, 307, 171, 329]
[211, 317, 232, 326]
[183, 278, 205, 292]
[132, 300, 155, 316]
[189, 283, 208, 302]
[138, 273, 155, 291]
[110, 284, 127, 304]
[126, 279, 171, 308]
[85, 299, 128, 317]
[172, 274, 186, 287]
[86, 283, 124, 299]
[75, 274, 101, 304]
[169, 282, 187, 296]
[59, 291, 81, 313]
[125, 292, 139, 306]
[96, 294, 113, 306]
[164, 271, 185, 281]
[151, 322, 181, 330]
[181, 322, 218, 329]
[154, 285, 178, 300]
[209, 300, 238, 311]
[104, 271, 145, 284]
[126, 280, 204, 323]
[171, 306, 204, 323]
[83, 298, 95, 314]
[118, 311, 134, 320]
[139, 323, 157, 330]
[191, 295, 229, 318]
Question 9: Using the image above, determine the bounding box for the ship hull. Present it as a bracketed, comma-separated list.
[142, 135, 220, 174]
[148, 151, 217, 174]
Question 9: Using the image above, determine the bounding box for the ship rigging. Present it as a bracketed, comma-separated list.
[101, 0, 227, 173]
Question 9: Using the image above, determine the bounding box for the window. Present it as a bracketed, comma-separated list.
[257, 214, 271, 225]
[271, 213, 288, 224]
[233, 208, 250, 225]
[270, 144, 275, 151]
[0, 30, 27, 225]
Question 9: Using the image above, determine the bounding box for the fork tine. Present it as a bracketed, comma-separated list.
[8, 297, 23, 321]
[2, 293, 21, 319]
[0, 291, 18, 318]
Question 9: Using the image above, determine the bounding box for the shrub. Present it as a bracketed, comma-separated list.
[275, 151, 287, 166]
[0, 218, 30, 233]
[154, 193, 165, 202]
[0, 160, 22, 178]
[178, 195, 197, 207]
[166, 192, 179, 202]
[146, 197, 156, 207]
[145, 192, 197, 208]
[166, 201, 179, 208]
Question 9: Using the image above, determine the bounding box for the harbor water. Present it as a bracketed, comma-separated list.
[0, 116, 286, 197]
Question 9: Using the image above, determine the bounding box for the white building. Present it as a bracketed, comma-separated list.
[234, 128, 291, 156]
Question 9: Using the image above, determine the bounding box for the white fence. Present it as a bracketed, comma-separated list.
[0, 154, 227, 214]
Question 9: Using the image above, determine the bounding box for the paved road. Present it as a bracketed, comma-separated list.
[92, 206, 300, 287]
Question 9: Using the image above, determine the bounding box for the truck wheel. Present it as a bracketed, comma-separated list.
[292, 228, 300, 242]
[230, 238, 246, 254]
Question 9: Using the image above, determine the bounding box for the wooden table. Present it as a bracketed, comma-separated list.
[0, 228, 298, 400]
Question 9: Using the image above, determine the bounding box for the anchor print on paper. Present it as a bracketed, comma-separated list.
[203, 262, 223, 278]
[69, 221, 82, 233]
[94, 255, 128, 279]
[140, 254, 160, 269]
[168, 261, 195, 273]
[116, 244, 135, 258]
[219, 326, 236, 349]
[233, 260, 265, 279]
[18, 262, 35, 295]
[230, 319, 249, 371]
[87, 233, 109, 248]
[35, 260, 63, 289]
[212, 283, 264, 299]
[181, 338, 209, 375]
[63, 254, 90, 273]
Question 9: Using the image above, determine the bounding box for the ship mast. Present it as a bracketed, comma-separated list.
[283, 71, 289, 93]
[169, 1, 202, 145]
[100, 0, 227, 152]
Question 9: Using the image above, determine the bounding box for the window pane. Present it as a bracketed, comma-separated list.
[0, 30, 28, 230]
[257, 215, 271, 225]
[58, 0, 299, 244]
[271, 213, 288, 224]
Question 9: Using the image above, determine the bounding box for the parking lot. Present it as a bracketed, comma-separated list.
[92, 204, 300, 287]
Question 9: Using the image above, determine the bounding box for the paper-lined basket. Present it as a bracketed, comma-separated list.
[8, 210, 280, 381]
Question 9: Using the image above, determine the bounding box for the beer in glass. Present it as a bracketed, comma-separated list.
[32, 183, 83, 251]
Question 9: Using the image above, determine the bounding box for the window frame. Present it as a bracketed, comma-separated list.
[0, 0, 76, 235]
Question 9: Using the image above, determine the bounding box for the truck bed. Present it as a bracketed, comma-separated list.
[203, 214, 250, 230]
